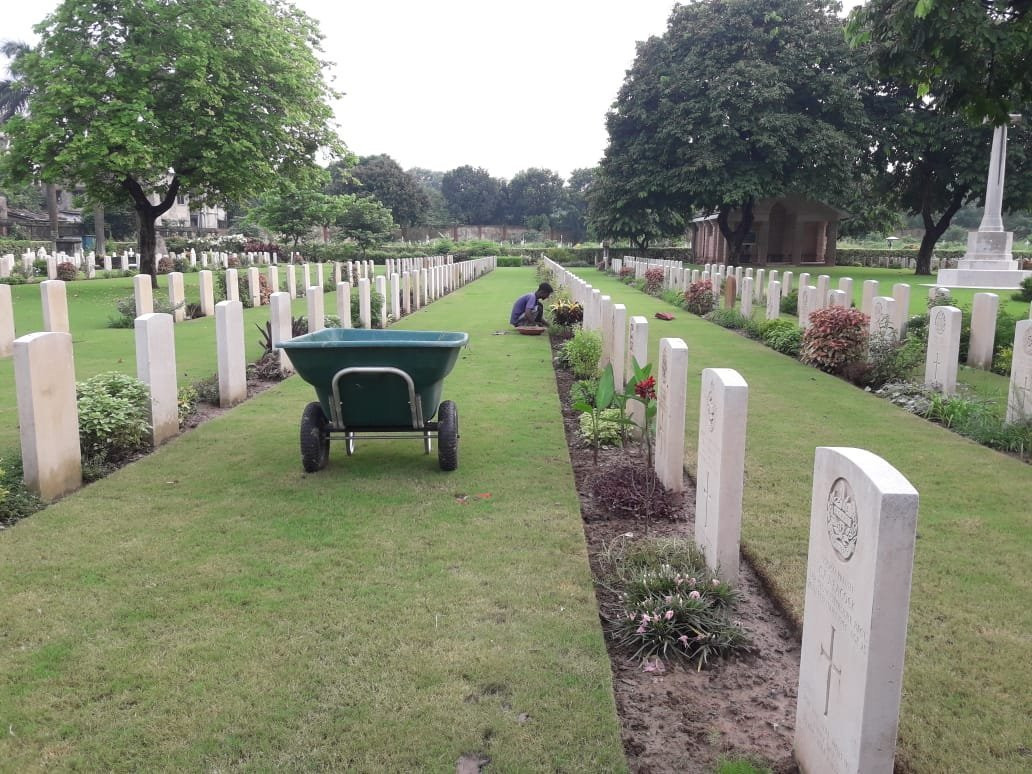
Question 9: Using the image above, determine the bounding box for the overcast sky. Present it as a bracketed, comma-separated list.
[3, 1, 863, 182]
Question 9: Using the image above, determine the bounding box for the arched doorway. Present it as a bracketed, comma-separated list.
[767, 203, 786, 262]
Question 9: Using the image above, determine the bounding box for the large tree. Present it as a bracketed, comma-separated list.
[335, 196, 395, 254]
[1, 0, 341, 284]
[503, 167, 564, 226]
[587, 167, 685, 249]
[331, 154, 429, 227]
[597, 0, 866, 264]
[252, 186, 346, 247]
[847, 1, 1032, 125]
[440, 165, 503, 224]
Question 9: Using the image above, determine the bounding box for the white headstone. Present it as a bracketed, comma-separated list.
[168, 271, 185, 322]
[741, 277, 753, 318]
[829, 290, 848, 308]
[766, 280, 782, 321]
[1005, 320, 1032, 423]
[891, 283, 911, 339]
[838, 277, 854, 307]
[286, 264, 297, 299]
[40, 280, 70, 333]
[390, 272, 401, 323]
[135, 313, 178, 445]
[817, 275, 830, 308]
[199, 270, 215, 317]
[610, 303, 627, 392]
[694, 368, 748, 584]
[924, 306, 962, 395]
[306, 285, 325, 332]
[654, 337, 689, 493]
[225, 269, 240, 302]
[302, 263, 312, 291]
[13, 331, 82, 500]
[336, 282, 352, 328]
[215, 300, 247, 408]
[269, 292, 295, 376]
[626, 316, 649, 433]
[0, 285, 14, 357]
[967, 292, 999, 369]
[794, 447, 919, 774]
[782, 270, 793, 296]
[869, 296, 895, 338]
[861, 280, 879, 317]
[247, 266, 261, 307]
[358, 277, 372, 329]
[267, 265, 280, 294]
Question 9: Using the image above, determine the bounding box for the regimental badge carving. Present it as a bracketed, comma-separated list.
[1023, 329, 1032, 356]
[934, 309, 947, 336]
[874, 300, 885, 318]
[706, 385, 716, 433]
[826, 477, 859, 562]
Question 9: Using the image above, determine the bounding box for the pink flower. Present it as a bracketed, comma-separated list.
[712, 578, 721, 587]
[664, 595, 673, 603]
[636, 625, 647, 634]
[641, 613, 651, 623]
[689, 590, 701, 600]
[664, 610, 674, 621]
[678, 635, 690, 646]
[689, 577, 697, 587]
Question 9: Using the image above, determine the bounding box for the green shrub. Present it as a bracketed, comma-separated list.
[577, 408, 624, 446]
[108, 294, 185, 328]
[1012, 276, 1032, 303]
[856, 325, 925, 389]
[76, 373, 151, 466]
[780, 289, 799, 315]
[547, 296, 584, 328]
[178, 384, 199, 427]
[600, 537, 749, 668]
[0, 276, 28, 285]
[496, 256, 523, 267]
[0, 455, 43, 528]
[684, 280, 715, 316]
[800, 307, 869, 374]
[992, 346, 1013, 376]
[562, 328, 603, 379]
[705, 308, 749, 329]
[760, 318, 803, 357]
[643, 267, 665, 295]
[193, 374, 220, 406]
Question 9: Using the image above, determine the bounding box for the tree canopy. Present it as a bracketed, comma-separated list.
[441, 166, 503, 224]
[502, 167, 564, 226]
[847, 0, 1032, 125]
[1, 0, 342, 279]
[594, 0, 866, 261]
[327, 154, 429, 228]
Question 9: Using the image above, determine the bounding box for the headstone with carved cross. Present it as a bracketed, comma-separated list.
[924, 306, 962, 395]
[1005, 319, 1032, 423]
[794, 447, 919, 774]
[694, 368, 748, 584]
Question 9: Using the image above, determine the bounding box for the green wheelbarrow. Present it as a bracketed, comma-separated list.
[280, 328, 469, 473]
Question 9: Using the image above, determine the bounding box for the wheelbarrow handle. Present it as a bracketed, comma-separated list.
[330, 366, 424, 431]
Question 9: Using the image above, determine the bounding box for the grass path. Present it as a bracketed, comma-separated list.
[0, 268, 626, 771]
[569, 268, 1032, 773]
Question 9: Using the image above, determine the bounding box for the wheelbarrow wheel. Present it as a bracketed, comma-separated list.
[300, 401, 330, 472]
[437, 400, 458, 471]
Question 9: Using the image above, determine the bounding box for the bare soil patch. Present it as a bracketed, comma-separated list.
[551, 336, 801, 773]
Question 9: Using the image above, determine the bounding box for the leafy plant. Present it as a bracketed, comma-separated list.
[684, 279, 715, 316]
[599, 536, 749, 669]
[562, 328, 603, 379]
[573, 364, 621, 464]
[619, 266, 635, 283]
[759, 319, 803, 357]
[76, 372, 151, 468]
[547, 297, 584, 328]
[800, 307, 869, 375]
[780, 289, 799, 315]
[193, 374, 221, 406]
[644, 266, 665, 295]
[178, 384, 198, 426]
[56, 261, 77, 281]
[705, 308, 749, 329]
[1011, 276, 1032, 303]
[855, 323, 925, 389]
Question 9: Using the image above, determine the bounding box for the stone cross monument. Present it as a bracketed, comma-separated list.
[937, 118, 1032, 289]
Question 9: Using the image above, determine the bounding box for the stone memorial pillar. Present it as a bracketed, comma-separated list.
[967, 292, 999, 369]
[655, 337, 689, 493]
[626, 316, 649, 432]
[375, 275, 387, 328]
[168, 272, 186, 322]
[215, 301, 246, 408]
[306, 285, 324, 332]
[13, 331, 81, 500]
[336, 282, 352, 328]
[924, 306, 962, 395]
[1006, 320, 1032, 423]
[135, 313, 178, 445]
[40, 280, 70, 334]
[269, 292, 294, 376]
[695, 367, 748, 584]
[358, 278, 372, 329]
[794, 447, 918, 774]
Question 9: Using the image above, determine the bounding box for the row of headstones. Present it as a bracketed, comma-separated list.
[9, 256, 498, 506]
[0, 258, 495, 356]
[0, 250, 455, 280]
[610, 259, 1032, 424]
[566, 257, 923, 774]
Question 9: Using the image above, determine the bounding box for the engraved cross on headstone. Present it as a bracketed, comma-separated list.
[699, 470, 712, 528]
[819, 625, 843, 716]
[931, 351, 943, 382]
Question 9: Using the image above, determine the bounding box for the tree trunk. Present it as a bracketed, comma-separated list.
[915, 189, 966, 275]
[93, 203, 106, 258]
[716, 198, 755, 266]
[45, 183, 59, 255]
[122, 175, 180, 288]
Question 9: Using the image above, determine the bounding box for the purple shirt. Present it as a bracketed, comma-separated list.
[510, 292, 538, 325]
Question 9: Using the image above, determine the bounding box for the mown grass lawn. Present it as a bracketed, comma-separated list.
[0, 268, 627, 771]
[570, 267, 1032, 774]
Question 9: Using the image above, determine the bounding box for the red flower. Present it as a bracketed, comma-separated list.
[635, 376, 656, 401]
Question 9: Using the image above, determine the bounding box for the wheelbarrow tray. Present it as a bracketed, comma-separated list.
[280, 328, 468, 429]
